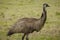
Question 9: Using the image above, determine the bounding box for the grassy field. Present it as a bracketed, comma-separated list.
[0, 0, 60, 40]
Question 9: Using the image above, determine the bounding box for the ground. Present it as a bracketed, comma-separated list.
[0, 0, 60, 40]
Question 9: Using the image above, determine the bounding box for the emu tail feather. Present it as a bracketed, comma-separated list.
[7, 30, 14, 36]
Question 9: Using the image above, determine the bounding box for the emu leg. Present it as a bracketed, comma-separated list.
[22, 34, 26, 40]
[26, 34, 29, 40]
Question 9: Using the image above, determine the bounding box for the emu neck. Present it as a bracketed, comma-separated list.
[34, 6, 47, 32]
[40, 7, 47, 25]
[41, 7, 46, 18]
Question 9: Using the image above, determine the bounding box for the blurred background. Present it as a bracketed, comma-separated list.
[0, 0, 60, 40]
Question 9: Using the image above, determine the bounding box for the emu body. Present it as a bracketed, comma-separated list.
[7, 3, 50, 40]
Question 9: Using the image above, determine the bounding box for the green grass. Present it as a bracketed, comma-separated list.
[0, 0, 60, 40]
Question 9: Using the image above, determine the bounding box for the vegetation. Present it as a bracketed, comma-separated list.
[0, 0, 60, 40]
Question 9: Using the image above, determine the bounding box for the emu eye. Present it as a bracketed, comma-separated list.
[45, 4, 49, 7]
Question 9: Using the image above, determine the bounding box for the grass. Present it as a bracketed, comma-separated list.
[56, 12, 60, 16]
[0, 0, 60, 40]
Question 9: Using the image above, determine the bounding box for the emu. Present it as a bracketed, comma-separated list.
[7, 3, 50, 40]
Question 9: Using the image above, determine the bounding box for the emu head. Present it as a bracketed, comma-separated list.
[43, 3, 50, 8]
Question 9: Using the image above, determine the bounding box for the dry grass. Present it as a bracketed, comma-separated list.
[0, 0, 60, 40]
